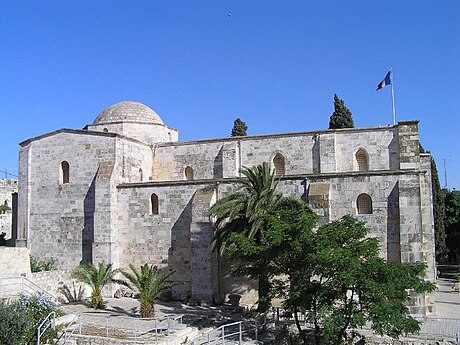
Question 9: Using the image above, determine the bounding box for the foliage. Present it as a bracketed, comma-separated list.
[419, 144, 446, 259]
[431, 158, 446, 257]
[18, 295, 61, 344]
[117, 264, 175, 317]
[58, 282, 86, 303]
[71, 261, 118, 309]
[209, 162, 282, 253]
[225, 197, 318, 310]
[208, 162, 282, 311]
[0, 295, 60, 345]
[231, 118, 248, 137]
[443, 189, 460, 261]
[30, 256, 58, 272]
[0, 300, 29, 345]
[262, 200, 436, 345]
[0, 203, 10, 214]
[328, 94, 354, 129]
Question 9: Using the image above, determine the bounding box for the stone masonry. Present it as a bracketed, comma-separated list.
[15, 101, 436, 315]
[0, 178, 17, 243]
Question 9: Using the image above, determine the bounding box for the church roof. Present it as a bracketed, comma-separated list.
[93, 101, 164, 125]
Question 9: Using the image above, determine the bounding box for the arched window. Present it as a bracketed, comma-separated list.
[103, 128, 108, 133]
[357, 193, 372, 214]
[273, 153, 285, 177]
[61, 161, 70, 184]
[185, 166, 194, 181]
[355, 148, 369, 171]
[150, 193, 159, 215]
[139, 168, 143, 182]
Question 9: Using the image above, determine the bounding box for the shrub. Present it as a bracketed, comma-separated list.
[58, 282, 86, 303]
[18, 295, 61, 344]
[0, 300, 29, 345]
[0, 295, 60, 345]
[30, 255, 58, 272]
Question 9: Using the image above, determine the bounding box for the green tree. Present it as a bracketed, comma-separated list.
[328, 94, 354, 129]
[231, 118, 248, 136]
[263, 200, 436, 345]
[431, 158, 446, 257]
[209, 162, 282, 311]
[420, 144, 446, 258]
[117, 264, 175, 317]
[71, 261, 118, 309]
[443, 189, 460, 261]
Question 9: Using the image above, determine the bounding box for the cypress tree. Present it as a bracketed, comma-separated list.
[328, 94, 354, 129]
[420, 143, 446, 259]
[431, 158, 446, 258]
[231, 118, 248, 137]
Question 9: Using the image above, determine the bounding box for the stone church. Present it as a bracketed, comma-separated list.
[16, 101, 436, 313]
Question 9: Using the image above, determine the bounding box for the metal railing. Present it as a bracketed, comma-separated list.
[55, 312, 184, 344]
[188, 321, 244, 345]
[0, 276, 57, 303]
[37, 311, 56, 345]
[416, 317, 460, 341]
[264, 307, 460, 342]
[55, 314, 82, 345]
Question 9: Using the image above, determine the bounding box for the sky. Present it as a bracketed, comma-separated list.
[0, 1, 458, 188]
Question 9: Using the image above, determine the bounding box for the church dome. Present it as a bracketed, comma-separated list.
[93, 101, 164, 125]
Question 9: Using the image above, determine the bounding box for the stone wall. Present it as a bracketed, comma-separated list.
[153, 141, 228, 181]
[0, 178, 17, 240]
[18, 118, 436, 314]
[18, 131, 118, 268]
[29, 270, 73, 299]
[0, 246, 31, 277]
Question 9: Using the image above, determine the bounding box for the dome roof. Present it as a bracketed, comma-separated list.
[93, 101, 164, 125]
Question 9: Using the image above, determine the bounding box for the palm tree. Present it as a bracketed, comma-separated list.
[209, 162, 281, 311]
[117, 264, 175, 317]
[71, 261, 118, 309]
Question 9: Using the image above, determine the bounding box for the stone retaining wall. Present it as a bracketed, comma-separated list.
[0, 246, 30, 277]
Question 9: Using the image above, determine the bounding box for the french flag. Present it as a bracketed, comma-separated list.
[376, 71, 392, 90]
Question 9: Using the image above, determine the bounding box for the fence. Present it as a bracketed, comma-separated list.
[187, 314, 268, 345]
[416, 317, 460, 341]
[188, 321, 243, 345]
[0, 276, 57, 302]
[37, 311, 56, 345]
[56, 313, 185, 344]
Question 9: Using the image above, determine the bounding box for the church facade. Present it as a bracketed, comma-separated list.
[16, 101, 436, 314]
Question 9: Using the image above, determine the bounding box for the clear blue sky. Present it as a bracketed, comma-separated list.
[1, 1, 458, 188]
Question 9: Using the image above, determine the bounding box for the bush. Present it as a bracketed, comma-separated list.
[30, 256, 58, 272]
[0, 295, 60, 345]
[18, 295, 61, 344]
[58, 282, 86, 303]
[0, 300, 29, 345]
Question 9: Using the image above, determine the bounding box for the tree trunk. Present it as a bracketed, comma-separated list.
[294, 306, 308, 345]
[257, 272, 270, 312]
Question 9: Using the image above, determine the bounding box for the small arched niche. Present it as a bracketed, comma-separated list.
[355, 148, 369, 171]
[357, 193, 373, 214]
[139, 168, 143, 182]
[273, 153, 285, 177]
[184, 166, 194, 181]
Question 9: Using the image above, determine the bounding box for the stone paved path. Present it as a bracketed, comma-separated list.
[432, 278, 460, 319]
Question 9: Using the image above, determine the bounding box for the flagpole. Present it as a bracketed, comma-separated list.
[390, 67, 396, 125]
